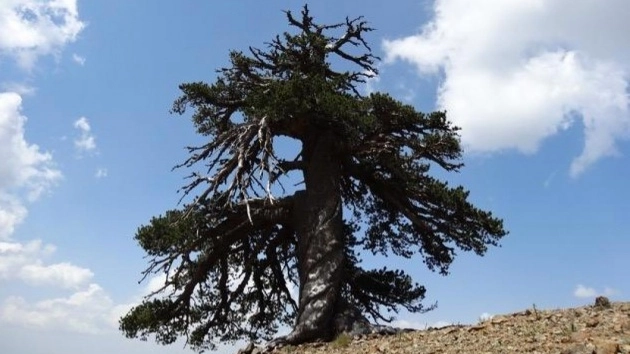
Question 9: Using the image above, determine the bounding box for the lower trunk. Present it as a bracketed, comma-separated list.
[280, 131, 369, 344]
[286, 189, 342, 343]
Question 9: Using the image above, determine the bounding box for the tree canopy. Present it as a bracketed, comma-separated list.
[120, 6, 507, 352]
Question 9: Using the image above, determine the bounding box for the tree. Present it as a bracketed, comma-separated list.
[119, 6, 507, 352]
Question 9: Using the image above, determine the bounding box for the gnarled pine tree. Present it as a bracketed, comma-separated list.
[120, 6, 507, 352]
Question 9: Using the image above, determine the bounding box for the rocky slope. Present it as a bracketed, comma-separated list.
[240, 297, 630, 354]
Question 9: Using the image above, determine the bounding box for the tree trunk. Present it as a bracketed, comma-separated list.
[283, 131, 345, 344]
[271, 131, 375, 347]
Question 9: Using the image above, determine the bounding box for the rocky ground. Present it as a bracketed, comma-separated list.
[238, 297, 630, 354]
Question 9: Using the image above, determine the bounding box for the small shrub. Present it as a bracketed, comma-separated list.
[332, 333, 352, 348]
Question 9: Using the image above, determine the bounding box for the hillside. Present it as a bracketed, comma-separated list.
[238, 297, 630, 354]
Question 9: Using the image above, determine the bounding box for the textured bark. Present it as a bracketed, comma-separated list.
[332, 299, 372, 335]
[281, 131, 345, 344]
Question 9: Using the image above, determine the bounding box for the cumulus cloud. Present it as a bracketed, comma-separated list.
[0, 239, 136, 333]
[0, 284, 120, 334]
[0, 0, 121, 340]
[0, 82, 36, 96]
[0, 92, 61, 239]
[73, 116, 96, 153]
[0, 239, 93, 289]
[0, 240, 54, 279]
[0, 195, 27, 240]
[0, 0, 85, 69]
[574, 284, 617, 299]
[20, 262, 93, 289]
[383, 0, 630, 177]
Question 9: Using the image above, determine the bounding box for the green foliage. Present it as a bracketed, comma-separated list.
[120, 5, 507, 352]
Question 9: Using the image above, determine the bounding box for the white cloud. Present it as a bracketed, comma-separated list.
[0, 239, 92, 289]
[72, 53, 85, 66]
[383, 0, 630, 177]
[0, 92, 61, 239]
[0, 82, 36, 96]
[478, 312, 493, 321]
[391, 318, 451, 330]
[0, 0, 130, 343]
[574, 284, 598, 298]
[573, 284, 618, 299]
[20, 262, 93, 289]
[73, 116, 96, 153]
[0, 195, 27, 240]
[95, 167, 107, 178]
[0, 240, 53, 279]
[145, 273, 169, 294]
[0, 0, 85, 69]
[0, 284, 120, 334]
[0, 239, 136, 333]
[391, 318, 426, 330]
[362, 67, 380, 95]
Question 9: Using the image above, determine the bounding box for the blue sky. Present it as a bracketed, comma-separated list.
[1, 1, 629, 353]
